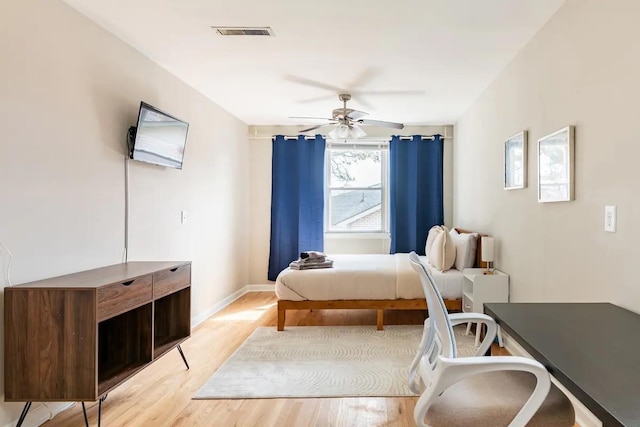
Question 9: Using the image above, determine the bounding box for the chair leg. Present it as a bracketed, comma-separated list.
[497, 325, 504, 348]
[475, 323, 481, 347]
[465, 322, 472, 336]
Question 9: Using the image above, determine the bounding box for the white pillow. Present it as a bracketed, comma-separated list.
[427, 225, 456, 271]
[449, 229, 478, 271]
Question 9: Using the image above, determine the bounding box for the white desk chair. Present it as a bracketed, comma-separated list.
[408, 272, 498, 393]
[408, 252, 574, 427]
[465, 320, 505, 347]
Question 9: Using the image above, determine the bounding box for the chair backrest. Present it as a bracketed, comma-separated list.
[408, 252, 456, 359]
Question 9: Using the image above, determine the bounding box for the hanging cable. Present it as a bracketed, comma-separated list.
[123, 153, 130, 263]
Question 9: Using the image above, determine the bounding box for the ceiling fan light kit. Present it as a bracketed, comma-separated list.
[328, 123, 367, 140]
[290, 93, 404, 140]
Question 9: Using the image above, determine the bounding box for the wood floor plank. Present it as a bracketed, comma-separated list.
[42, 291, 513, 427]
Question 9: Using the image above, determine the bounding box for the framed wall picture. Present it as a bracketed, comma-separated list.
[504, 131, 527, 190]
[537, 126, 575, 202]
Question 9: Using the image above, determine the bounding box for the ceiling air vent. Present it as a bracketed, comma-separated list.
[213, 27, 274, 36]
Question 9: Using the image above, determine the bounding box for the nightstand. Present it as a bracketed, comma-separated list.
[462, 268, 509, 346]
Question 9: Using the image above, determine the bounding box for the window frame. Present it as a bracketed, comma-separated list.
[324, 140, 389, 234]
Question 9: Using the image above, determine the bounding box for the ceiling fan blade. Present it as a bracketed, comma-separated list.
[332, 107, 368, 120]
[348, 67, 380, 89]
[284, 75, 343, 92]
[300, 123, 334, 133]
[357, 119, 405, 129]
[346, 110, 368, 120]
[345, 95, 372, 110]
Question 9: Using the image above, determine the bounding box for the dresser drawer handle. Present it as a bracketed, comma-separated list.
[122, 280, 135, 286]
[170, 268, 179, 272]
[464, 304, 471, 310]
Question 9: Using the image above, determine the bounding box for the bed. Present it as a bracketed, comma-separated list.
[275, 228, 485, 330]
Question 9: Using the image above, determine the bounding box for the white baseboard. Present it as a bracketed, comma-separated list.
[190, 284, 274, 328]
[245, 284, 275, 292]
[3, 402, 75, 427]
[501, 331, 602, 427]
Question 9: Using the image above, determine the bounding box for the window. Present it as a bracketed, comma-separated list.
[325, 143, 388, 233]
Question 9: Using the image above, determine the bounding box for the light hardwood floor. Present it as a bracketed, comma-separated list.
[43, 291, 508, 427]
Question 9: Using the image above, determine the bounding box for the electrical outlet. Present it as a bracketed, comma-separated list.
[604, 205, 616, 232]
[181, 210, 188, 224]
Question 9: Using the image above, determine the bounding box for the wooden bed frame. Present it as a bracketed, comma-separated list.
[277, 298, 462, 331]
[276, 228, 486, 331]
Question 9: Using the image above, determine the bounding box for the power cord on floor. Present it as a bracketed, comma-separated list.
[41, 403, 54, 421]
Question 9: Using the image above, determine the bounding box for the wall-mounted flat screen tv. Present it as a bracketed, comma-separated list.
[129, 102, 189, 169]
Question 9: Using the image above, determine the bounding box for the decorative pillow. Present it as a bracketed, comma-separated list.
[424, 225, 441, 257]
[449, 228, 478, 271]
[427, 225, 456, 272]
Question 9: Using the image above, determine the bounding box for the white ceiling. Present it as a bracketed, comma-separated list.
[61, 0, 565, 126]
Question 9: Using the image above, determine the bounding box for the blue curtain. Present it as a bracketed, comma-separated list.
[389, 135, 444, 255]
[268, 135, 326, 281]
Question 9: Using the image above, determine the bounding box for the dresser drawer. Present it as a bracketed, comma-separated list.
[97, 274, 153, 321]
[153, 264, 191, 299]
[462, 294, 474, 313]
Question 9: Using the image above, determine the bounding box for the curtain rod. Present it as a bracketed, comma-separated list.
[250, 134, 452, 141]
[393, 134, 451, 140]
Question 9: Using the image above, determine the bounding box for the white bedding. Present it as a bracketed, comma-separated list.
[275, 253, 464, 301]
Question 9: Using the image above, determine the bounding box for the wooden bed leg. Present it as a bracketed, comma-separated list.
[377, 309, 384, 330]
[277, 303, 285, 331]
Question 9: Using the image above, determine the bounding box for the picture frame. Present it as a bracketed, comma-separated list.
[537, 126, 575, 203]
[504, 131, 527, 190]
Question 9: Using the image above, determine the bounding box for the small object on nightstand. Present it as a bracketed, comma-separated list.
[481, 237, 495, 274]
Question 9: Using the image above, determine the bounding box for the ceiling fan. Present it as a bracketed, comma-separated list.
[284, 72, 424, 109]
[290, 93, 404, 139]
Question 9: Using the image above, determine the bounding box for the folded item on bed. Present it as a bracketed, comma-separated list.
[289, 259, 334, 270]
[289, 254, 334, 270]
[300, 251, 326, 260]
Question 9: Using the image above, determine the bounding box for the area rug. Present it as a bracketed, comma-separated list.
[193, 324, 476, 399]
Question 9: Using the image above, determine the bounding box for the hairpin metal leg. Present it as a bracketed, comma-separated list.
[82, 402, 89, 427]
[177, 344, 190, 370]
[16, 401, 32, 427]
[98, 394, 107, 427]
[82, 394, 107, 427]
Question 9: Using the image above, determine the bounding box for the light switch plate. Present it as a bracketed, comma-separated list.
[604, 205, 616, 232]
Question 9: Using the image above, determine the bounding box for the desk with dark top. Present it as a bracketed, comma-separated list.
[484, 303, 640, 427]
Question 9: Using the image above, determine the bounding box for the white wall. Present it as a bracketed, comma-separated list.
[0, 0, 249, 425]
[248, 125, 453, 285]
[454, 0, 640, 313]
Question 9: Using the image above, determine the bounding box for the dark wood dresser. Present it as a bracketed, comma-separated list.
[4, 261, 191, 424]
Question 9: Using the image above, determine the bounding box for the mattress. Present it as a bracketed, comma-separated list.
[275, 253, 464, 301]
